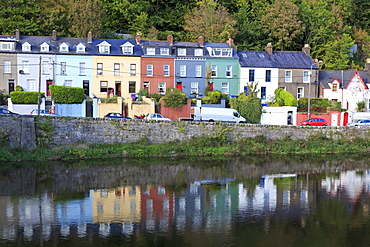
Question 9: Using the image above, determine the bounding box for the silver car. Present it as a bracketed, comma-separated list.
[346, 119, 370, 126]
[144, 113, 171, 121]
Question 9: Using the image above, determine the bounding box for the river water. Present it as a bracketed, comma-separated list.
[1, 155, 370, 247]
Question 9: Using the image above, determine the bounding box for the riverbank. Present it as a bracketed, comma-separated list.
[1, 132, 369, 162]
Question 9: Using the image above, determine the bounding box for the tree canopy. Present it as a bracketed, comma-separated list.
[1, 0, 370, 69]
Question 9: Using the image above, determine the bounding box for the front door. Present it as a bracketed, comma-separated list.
[83, 80, 89, 96]
[46, 80, 53, 96]
[8, 79, 14, 93]
[115, 81, 121, 97]
[176, 82, 182, 91]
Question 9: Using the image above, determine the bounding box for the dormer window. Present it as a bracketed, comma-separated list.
[40, 42, 49, 52]
[59, 42, 69, 52]
[178, 48, 186, 56]
[160, 48, 169, 55]
[97, 41, 111, 54]
[208, 47, 232, 57]
[194, 49, 202, 56]
[121, 42, 134, 54]
[76, 43, 86, 53]
[22, 42, 31, 52]
[0, 42, 15, 51]
[147, 47, 155, 55]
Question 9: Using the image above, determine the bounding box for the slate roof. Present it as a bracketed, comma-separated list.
[319, 69, 370, 89]
[237, 50, 317, 69]
[90, 39, 142, 56]
[16, 35, 91, 54]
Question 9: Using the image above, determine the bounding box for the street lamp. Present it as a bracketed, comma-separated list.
[308, 60, 322, 119]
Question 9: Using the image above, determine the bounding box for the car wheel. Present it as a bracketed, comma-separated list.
[322, 124, 327, 126]
[306, 124, 310, 126]
[209, 119, 214, 122]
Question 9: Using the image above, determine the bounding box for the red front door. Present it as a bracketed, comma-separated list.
[176, 82, 182, 91]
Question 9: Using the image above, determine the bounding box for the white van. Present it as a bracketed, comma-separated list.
[191, 107, 247, 123]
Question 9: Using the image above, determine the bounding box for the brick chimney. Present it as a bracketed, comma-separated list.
[15, 29, 20, 40]
[302, 44, 311, 56]
[198, 36, 204, 46]
[226, 38, 234, 47]
[365, 58, 370, 71]
[87, 31, 92, 43]
[167, 35, 173, 45]
[265, 43, 273, 55]
[135, 34, 141, 45]
[52, 30, 57, 41]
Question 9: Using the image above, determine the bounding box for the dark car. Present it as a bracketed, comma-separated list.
[0, 108, 19, 115]
[104, 113, 131, 119]
[299, 118, 328, 126]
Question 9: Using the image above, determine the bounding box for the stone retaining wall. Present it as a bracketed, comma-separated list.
[1, 115, 369, 149]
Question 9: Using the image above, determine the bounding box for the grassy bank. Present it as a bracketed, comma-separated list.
[1, 131, 370, 162]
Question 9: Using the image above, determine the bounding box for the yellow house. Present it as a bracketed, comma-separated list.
[91, 39, 141, 101]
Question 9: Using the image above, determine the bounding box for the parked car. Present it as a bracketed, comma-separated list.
[0, 108, 19, 115]
[30, 109, 58, 116]
[299, 118, 328, 126]
[346, 119, 370, 126]
[104, 113, 131, 119]
[144, 113, 171, 121]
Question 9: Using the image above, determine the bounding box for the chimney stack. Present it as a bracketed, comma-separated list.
[198, 36, 204, 46]
[226, 38, 234, 47]
[302, 44, 311, 56]
[265, 43, 273, 55]
[15, 29, 20, 40]
[135, 34, 141, 45]
[87, 31, 92, 43]
[52, 30, 57, 41]
[365, 58, 370, 71]
[167, 35, 173, 45]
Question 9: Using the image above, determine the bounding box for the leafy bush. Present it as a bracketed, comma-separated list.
[10, 91, 45, 104]
[149, 93, 162, 104]
[275, 88, 297, 106]
[162, 87, 187, 108]
[49, 85, 85, 104]
[230, 93, 262, 124]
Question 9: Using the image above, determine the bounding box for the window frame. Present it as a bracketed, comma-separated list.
[178, 48, 186, 56]
[22, 61, 30, 74]
[129, 81, 136, 93]
[180, 65, 186, 77]
[221, 82, 229, 94]
[147, 47, 155, 55]
[97, 63, 103, 75]
[100, 81, 108, 93]
[191, 82, 198, 94]
[158, 82, 166, 94]
[61, 62, 67, 75]
[79, 62, 86, 75]
[249, 69, 255, 82]
[163, 65, 170, 77]
[226, 65, 232, 77]
[114, 63, 120, 76]
[297, 87, 304, 99]
[211, 65, 217, 77]
[285, 70, 292, 82]
[303, 70, 309, 83]
[261, 86, 266, 100]
[195, 65, 202, 77]
[265, 70, 271, 82]
[4, 60, 11, 74]
[147, 64, 153, 76]
[130, 64, 136, 76]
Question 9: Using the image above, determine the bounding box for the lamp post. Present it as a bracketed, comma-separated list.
[308, 61, 322, 119]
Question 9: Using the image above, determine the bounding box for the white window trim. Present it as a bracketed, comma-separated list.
[61, 62, 67, 75]
[22, 61, 30, 74]
[180, 65, 186, 77]
[303, 70, 309, 83]
[226, 65, 232, 78]
[222, 82, 229, 94]
[191, 82, 198, 94]
[164, 65, 170, 76]
[114, 63, 120, 76]
[80, 62, 86, 75]
[60, 42, 69, 52]
[42, 61, 50, 74]
[4, 61, 11, 74]
[160, 48, 169, 55]
[158, 82, 166, 94]
[285, 70, 292, 83]
[194, 49, 203, 56]
[147, 47, 155, 55]
[97, 41, 111, 54]
[195, 65, 202, 77]
[76, 43, 86, 53]
[22, 42, 31, 52]
[178, 48, 186, 56]
[40, 42, 49, 52]
[27, 79, 36, 92]
[297, 87, 304, 98]
[121, 42, 134, 54]
[97, 63, 103, 75]
[147, 65, 153, 76]
[211, 65, 217, 77]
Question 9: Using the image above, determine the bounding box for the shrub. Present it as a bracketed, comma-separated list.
[49, 85, 85, 104]
[162, 87, 187, 108]
[10, 91, 45, 104]
[230, 94, 262, 124]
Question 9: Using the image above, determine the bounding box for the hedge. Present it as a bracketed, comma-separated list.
[49, 85, 85, 104]
[10, 91, 45, 104]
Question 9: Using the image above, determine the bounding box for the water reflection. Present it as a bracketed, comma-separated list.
[1, 156, 370, 246]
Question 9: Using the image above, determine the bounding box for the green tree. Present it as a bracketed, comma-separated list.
[184, 0, 237, 42]
[275, 88, 297, 106]
[0, 0, 42, 35]
[261, 0, 304, 50]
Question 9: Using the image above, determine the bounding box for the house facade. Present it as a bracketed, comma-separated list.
[139, 35, 175, 95]
[319, 69, 370, 112]
[0, 34, 17, 94]
[90, 38, 142, 100]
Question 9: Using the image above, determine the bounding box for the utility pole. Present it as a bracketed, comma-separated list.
[38, 56, 41, 117]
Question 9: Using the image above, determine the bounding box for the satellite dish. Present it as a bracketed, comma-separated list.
[19, 70, 24, 74]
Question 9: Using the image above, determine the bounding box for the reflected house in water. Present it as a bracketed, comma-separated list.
[140, 185, 174, 232]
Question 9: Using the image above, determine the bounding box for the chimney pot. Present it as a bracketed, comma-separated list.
[227, 38, 234, 47]
[135, 34, 141, 45]
[167, 35, 173, 45]
[15, 29, 20, 40]
[52, 30, 57, 41]
[87, 31, 92, 43]
[198, 36, 204, 46]
[265, 43, 273, 55]
[302, 44, 311, 56]
[365, 58, 370, 71]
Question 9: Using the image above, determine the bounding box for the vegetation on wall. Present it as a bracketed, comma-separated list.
[273, 88, 297, 106]
[201, 90, 229, 105]
[10, 91, 45, 104]
[49, 85, 85, 104]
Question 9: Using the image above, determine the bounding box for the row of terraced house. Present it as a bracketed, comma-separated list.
[1, 29, 370, 117]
